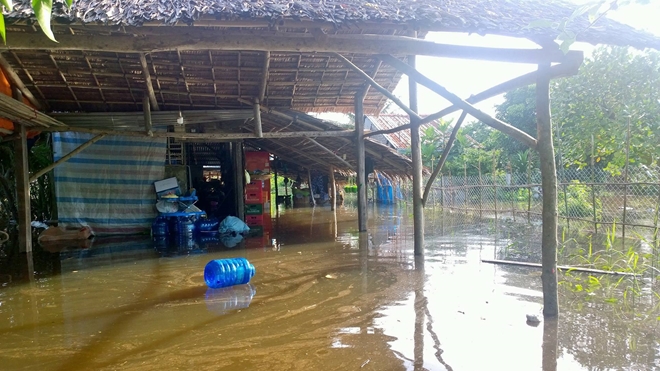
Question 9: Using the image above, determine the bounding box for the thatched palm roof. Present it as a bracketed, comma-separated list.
[7, 0, 659, 49]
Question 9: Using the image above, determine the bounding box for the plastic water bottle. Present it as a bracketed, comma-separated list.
[204, 258, 255, 289]
[205, 284, 256, 315]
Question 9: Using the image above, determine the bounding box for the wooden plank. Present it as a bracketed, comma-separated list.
[363, 56, 583, 139]
[138, 53, 160, 111]
[30, 133, 106, 183]
[536, 61, 559, 319]
[2, 29, 581, 64]
[0, 54, 42, 110]
[355, 94, 367, 232]
[380, 54, 538, 149]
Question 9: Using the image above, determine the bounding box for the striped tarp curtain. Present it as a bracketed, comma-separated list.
[52, 132, 167, 235]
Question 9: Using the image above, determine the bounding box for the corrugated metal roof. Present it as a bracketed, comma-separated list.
[366, 114, 444, 150]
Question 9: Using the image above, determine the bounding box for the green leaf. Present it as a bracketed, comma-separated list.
[1, 0, 12, 11]
[0, 15, 5, 45]
[32, 0, 57, 43]
[65, 0, 72, 7]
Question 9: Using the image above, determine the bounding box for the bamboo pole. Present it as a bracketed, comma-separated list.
[421, 110, 468, 206]
[143, 95, 153, 137]
[365, 57, 583, 139]
[536, 61, 559, 318]
[334, 53, 422, 120]
[408, 55, 424, 256]
[355, 95, 367, 232]
[481, 259, 638, 276]
[329, 166, 336, 211]
[258, 51, 270, 102]
[0, 54, 42, 110]
[138, 53, 160, 111]
[253, 98, 263, 138]
[308, 169, 316, 207]
[379, 54, 538, 149]
[30, 133, 106, 183]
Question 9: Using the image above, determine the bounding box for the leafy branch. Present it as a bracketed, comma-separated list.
[0, 0, 73, 44]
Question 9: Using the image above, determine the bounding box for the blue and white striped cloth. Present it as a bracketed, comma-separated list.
[52, 132, 167, 235]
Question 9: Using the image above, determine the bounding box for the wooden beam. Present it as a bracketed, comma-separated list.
[355, 94, 367, 232]
[536, 61, 559, 319]
[249, 101, 412, 174]
[0, 54, 42, 110]
[12, 88, 30, 253]
[138, 53, 159, 111]
[142, 95, 153, 136]
[267, 139, 339, 170]
[253, 98, 263, 138]
[0, 92, 65, 128]
[305, 137, 355, 171]
[40, 126, 356, 139]
[30, 134, 106, 183]
[421, 111, 468, 206]
[364, 56, 583, 139]
[259, 51, 270, 102]
[379, 54, 538, 149]
[2, 29, 581, 64]
[408, 54, 424, 257]
[334, 53, 422, 120]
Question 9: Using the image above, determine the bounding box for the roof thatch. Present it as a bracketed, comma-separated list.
[7, 0, 660, 49]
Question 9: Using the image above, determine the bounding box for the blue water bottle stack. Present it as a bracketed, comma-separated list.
[204, 258, 255, 289]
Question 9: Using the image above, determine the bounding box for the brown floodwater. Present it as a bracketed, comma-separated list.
[0, 203, 658, 370]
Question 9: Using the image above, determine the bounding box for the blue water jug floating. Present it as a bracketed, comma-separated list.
[204, 258, 255, 289]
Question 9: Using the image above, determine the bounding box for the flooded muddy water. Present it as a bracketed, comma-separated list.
[0, 203, 658, 370]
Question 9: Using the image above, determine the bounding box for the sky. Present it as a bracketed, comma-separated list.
[319, 0, 660, 124]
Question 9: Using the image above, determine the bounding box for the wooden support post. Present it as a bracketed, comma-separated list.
[143, 95, 153, 137]
[232, 142, 245, 220]
[274, 161, 279, 208]
[355, 94, 368, 232]
[138, 53, 160, 111]
[308, 169, 316, 207]
[536, 62, 559, 318]
[253, 98, 263, 138]
[329, 166, 336, 211]
[12, 87, 31, 253]
[409, 55, 424, 256]
[14, 123, 31, 253]
[30, 133, 106, 183]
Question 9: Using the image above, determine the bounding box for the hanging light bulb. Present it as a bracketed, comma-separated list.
[177, 111, 184, 125]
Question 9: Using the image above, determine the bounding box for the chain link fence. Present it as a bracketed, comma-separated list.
[400, 166, 660, 240]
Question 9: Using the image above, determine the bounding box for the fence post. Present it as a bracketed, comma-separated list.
[464, 162, 468, 216]
[478, 158, 483, 219]
[622, 117, 631, 249]
[654, 181, 659, 273]
[493, 157, 498, 221]
[591, 134, 598, 234]
[508, 160, 515, 221]
[440, 174, 444, 211]
[527, 153, 532, 223]
[448, 167, 453, 211]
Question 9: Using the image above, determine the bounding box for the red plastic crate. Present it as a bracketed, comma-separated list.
[245, 190, 265, 204]
[246, 180, 264, 192]
[245, 214, 264, 226]
[245, 151, 270, 173]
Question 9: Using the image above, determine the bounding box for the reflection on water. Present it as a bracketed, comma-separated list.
[0, 203, 658, 370]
